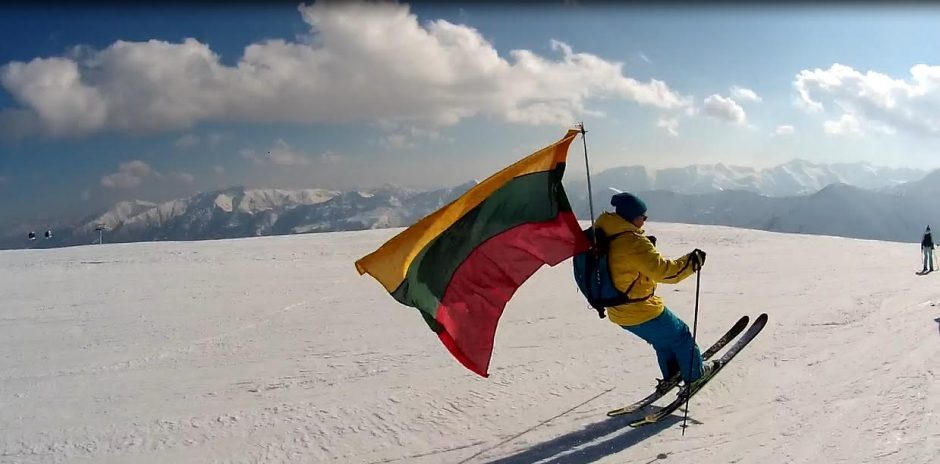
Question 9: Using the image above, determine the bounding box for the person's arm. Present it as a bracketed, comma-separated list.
[625, 236, 696, 284]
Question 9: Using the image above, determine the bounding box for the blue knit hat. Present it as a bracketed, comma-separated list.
[611, 192, 647, 220]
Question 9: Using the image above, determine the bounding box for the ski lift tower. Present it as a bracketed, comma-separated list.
[94, 223, 108, 245]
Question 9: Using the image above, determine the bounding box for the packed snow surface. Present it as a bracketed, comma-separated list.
[1, 222, 938, 463]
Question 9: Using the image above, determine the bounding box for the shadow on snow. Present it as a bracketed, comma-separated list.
[484, 409, 692, 464]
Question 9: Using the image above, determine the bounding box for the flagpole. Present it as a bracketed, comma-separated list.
[578, 122, 597, 234]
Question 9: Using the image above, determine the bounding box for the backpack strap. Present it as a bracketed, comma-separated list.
[600, 230, 655, 306]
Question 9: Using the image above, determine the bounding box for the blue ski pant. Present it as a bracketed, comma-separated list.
[622, 307, 704, 384]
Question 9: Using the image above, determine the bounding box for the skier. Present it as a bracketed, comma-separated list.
[595, 192, 713, 391]
[922, 226, 935, 273]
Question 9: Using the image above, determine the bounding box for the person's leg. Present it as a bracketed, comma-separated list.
[660, 308, 705, 384]
[623, 308, 703, 384]
[624, 314, 680, 380]
[924, 248, 929, 272]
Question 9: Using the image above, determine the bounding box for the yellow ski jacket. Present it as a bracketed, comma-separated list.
[594, 212, 696, 327]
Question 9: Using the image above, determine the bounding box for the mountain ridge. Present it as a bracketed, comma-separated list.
[2, 161, 936, 250]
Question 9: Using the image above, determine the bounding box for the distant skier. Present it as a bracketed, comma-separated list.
[922, 226, 935, 273]
[596, 192, 712, 391]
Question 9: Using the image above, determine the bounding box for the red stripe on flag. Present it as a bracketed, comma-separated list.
[434, 211, 589, 377]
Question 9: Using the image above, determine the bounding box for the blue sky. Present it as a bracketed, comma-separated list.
[3, 2, 940, 228]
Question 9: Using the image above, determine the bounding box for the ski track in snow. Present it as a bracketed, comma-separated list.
[1, 224, 938, 463]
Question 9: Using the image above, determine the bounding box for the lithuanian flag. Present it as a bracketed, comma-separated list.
[355, 129, 590, 377]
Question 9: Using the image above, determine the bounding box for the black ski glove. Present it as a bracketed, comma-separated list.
[646, 235, 657, 246]
[690, 248, 706, 272]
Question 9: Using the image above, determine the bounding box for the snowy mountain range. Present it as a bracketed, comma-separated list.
[606, 183, 936, 243]
[0, 183, 478, 250]
[566, 159, 925, 198]
[2, 160, 936, 250]
[569, 164, 940, 244]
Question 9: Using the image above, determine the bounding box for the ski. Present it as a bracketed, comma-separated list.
[606, 315, 749, 417]
[628, 313, 769, 428]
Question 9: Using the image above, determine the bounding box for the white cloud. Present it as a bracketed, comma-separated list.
[0, 2, 692, 139]
[823, 114, 862, 136]
[794, 63, 940, 136]
[0, 58, 108, 137]
[702, 94, 746, 124]
[174, 132, 229, 151]
[773, 125, 795, 136]
[319, 150, 343, 165]
[99, 160, 195, 190]
[206, 132, 229, 149]
[174, 134, 200, 150]
[378, 122, 442, 149]
[656, 116, 680, 136]
[241, 139, 341, 167]
[638, 52, 651, 64]
[730, 86, 762, 103]
[100, 160, 154, 189]
[173, 172, 195, 184]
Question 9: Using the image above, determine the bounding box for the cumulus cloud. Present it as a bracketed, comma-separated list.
[702, 94, 746, 124]
[175, 132, 230, 150]
[99, 160, 196, 190]
[174, 134, 200, 150]
[0, 2, 692, 139]
[173, 172, 195, 184]
[206, 132, 229, 148]
[730, 86, 762, 103]
[319, 150, 343, 165]
[773, 125, 795, 136]
[823, 114, 862, 136]
[656, 116, 680, 136]
[794, 63, 940, 136]
[378, 122, 442, 149]
[241, 139, 340, 167]
[100, 160, 154, 189]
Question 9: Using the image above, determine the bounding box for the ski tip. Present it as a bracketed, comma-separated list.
[629, 416, 658, 428]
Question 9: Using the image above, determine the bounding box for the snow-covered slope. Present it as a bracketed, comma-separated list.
[1, 224, 937, 463]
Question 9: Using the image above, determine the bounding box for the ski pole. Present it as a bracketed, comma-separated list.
[579, 122, 596, 235]
[681, 266, 702, 435]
